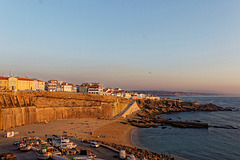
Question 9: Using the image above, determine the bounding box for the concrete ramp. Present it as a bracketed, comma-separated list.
[111, 100, 140, 120]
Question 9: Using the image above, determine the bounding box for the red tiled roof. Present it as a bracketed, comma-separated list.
[17, 77, 33, 81]
[0, 76, 8, 80]
[89, 84, 100, 88]
[49, 80, 58, 82]
[113, 91, 120, 94]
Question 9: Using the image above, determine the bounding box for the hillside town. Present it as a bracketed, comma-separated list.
[0, 76, 160, 100]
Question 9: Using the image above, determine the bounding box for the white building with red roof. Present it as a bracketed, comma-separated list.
[60, 82, 72, 92]
[88, 83, 103, 94]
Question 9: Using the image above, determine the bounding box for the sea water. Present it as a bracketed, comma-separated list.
[132, 97, 240, 160]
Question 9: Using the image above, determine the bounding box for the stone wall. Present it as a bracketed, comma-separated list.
[0, 91, 131, 130]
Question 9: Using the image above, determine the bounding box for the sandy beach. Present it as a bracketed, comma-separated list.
[0, 118, 136, 147]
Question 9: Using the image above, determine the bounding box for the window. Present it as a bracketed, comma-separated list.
[10, 81, 16, 85]
[0, 81, 2, 84]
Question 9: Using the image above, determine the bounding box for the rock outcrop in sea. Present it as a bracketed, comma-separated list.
[127, 99, 231, 129]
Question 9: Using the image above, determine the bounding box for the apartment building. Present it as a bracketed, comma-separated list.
[68, 83, 77, 92]
[78, 83, 91, 93]
[37, 80, 45, 91]
[47, 80, 58, 92]
[32, 79, 46, 91]
[88, 83, 103, 94]
[0, 76, 34, 90]
[60, 82, 72, 92]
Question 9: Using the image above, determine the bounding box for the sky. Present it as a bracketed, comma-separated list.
[0, 0, 240, 95]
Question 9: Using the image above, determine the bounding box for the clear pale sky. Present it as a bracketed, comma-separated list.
[0, 0, 240, 95]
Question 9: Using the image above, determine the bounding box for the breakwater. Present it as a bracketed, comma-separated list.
[0, 91, 130, 130]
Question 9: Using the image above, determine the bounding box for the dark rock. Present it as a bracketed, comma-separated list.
[211, 125, 238, 129]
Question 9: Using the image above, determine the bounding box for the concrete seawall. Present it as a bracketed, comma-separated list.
[111, 101, 140, 120]
[121, 101, 140, 118]
[0, 91, 131, 130]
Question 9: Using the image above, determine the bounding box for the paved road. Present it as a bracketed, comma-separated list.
[0, 137, 37, 160]
[71, 139, 120, 160]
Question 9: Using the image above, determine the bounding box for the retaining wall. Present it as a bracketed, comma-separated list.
[0, 91, 131, 130]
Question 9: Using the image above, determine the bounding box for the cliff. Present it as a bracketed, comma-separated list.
[0, 91, 131, 130]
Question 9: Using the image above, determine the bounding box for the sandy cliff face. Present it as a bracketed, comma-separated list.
[0, 91, 130, 130]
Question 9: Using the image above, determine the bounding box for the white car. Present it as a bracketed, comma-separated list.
[90, 142, 100, 148]
[119, 150, 126, 159]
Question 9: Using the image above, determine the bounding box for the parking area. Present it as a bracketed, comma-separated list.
[0, 136, 121, 160]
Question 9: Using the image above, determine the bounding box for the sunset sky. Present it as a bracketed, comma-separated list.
[0, 0, 240, 95]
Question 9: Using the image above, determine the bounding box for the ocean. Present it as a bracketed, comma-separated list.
[131, 97, 240, 160]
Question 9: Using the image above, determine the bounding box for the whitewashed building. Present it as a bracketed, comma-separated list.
[88, 84, 103, 94]
[139, 93, 147, 99]
[69, 83, 77, 92]
[32, 79, 46, 91]
[37, 80, 45, 91]
[123, 91, 132, 99]
[61, 82, 72, 92]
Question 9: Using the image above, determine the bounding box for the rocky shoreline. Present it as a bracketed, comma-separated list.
[126, 99, 232, 129]
[88, 140, 175, 160]
[128, 118, 209, 129]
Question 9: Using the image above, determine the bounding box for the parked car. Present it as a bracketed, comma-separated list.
[83, 140, 90, 144]
[0, 153, 17, 160]
[119, 150, 126, 159]
[113, 153, 119, 158]
[13, 141, 19, 145]
[90, 142, 100, 148]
